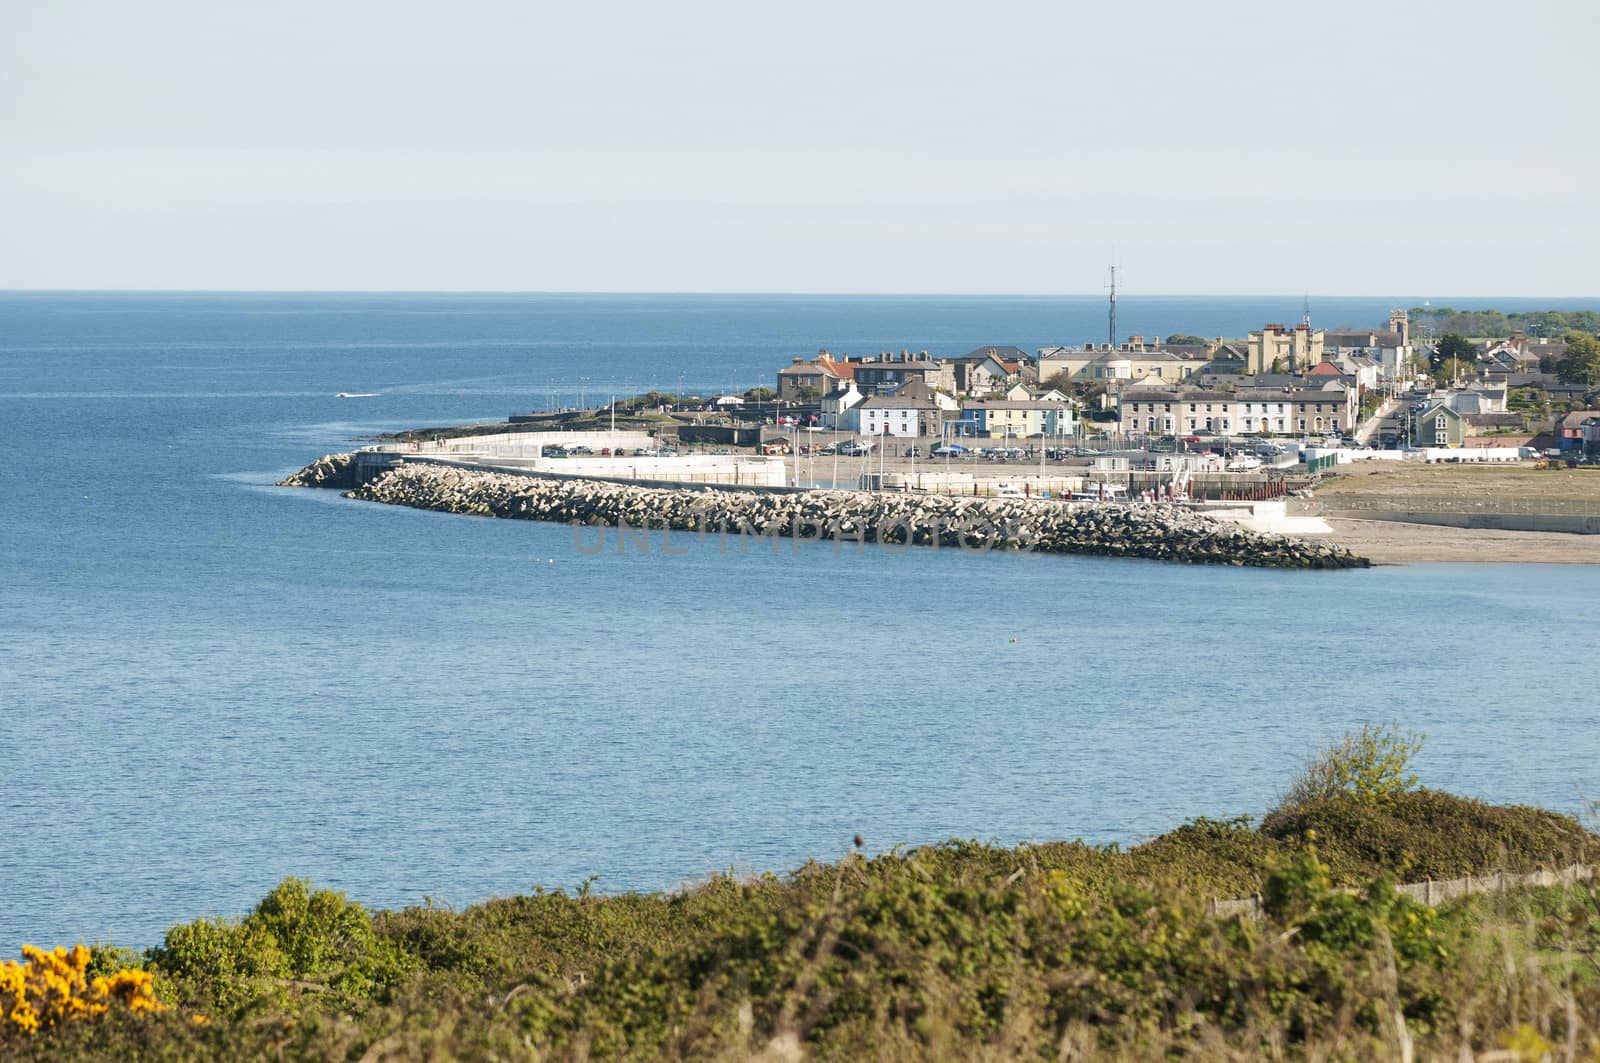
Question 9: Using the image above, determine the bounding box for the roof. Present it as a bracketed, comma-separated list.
[896, 379, 941, 401]
[1122, 389, 1223, 403]
[1324, 330, 1403, 346]
[961, 399, 1069, 411]
[1560, 409, 1600, 428]
[778, 356, 854, 380]
[959, 345, 1031, 363]
[858, 393, 941, 410]
[1307, 361, 1346, 377]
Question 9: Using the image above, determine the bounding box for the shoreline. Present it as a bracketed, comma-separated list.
[1324, 517, 1600, 564]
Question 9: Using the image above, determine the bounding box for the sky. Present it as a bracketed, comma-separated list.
[2, 0, 1597, 295]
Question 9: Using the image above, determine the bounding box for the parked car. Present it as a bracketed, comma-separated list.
[931, 444, 967, 457]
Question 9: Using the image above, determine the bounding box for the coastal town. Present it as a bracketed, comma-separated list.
[763, 307, 1600, 456]
[281, 304, 1600, 569]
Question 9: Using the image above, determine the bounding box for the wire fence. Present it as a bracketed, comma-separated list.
[1322, 495, 1600, 517]
[1206, 863, 1595, 920]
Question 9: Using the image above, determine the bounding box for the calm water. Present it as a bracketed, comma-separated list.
[3, 292, 1599, 952]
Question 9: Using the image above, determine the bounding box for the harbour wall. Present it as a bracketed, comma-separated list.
[281, 458, 1369, 569]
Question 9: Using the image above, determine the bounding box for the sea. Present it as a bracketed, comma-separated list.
[3, 291, 1599, 952]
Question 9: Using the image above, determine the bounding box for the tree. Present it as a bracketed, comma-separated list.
[1432, 332, 1476, 383]
[1163, 333, 1208, 346]
[1555, 332, 1600, 386]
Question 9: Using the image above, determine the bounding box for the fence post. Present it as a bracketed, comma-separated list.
[1424, 878, 1432, 906]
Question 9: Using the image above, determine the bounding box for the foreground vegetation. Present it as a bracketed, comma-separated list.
[8, 732, 1600, 1060]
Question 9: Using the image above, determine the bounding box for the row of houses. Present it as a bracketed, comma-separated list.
[822, 379, 1079, 439]
[780, 312, 1419, 407]
[1119, 384, 1359, 437]
[777, 349, 1030, 402]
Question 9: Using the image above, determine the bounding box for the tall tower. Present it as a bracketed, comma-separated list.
[1106, 265, 1118, 349]
[1389, 308, 1410, 347]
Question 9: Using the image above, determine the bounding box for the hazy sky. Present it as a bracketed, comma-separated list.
[3, 0, 1596, 294]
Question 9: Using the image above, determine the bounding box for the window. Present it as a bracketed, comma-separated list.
[1298, 418, 1306, 431]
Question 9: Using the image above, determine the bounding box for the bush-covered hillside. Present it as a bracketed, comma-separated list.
[6, 731, 1598, 1060]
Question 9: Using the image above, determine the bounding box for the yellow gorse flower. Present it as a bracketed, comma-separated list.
[0, 944, 165, 1035]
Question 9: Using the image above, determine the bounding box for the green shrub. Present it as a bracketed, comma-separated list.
[1263, 790, 1593, 882]
[150, 879, 415, 1015]
[1277, 723, 1424, 812]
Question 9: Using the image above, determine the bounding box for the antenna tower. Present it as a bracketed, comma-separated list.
[1106, 265, 1118, 348]
[1301, 294, 1311, 329]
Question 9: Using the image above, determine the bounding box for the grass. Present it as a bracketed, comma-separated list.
[5, 786, 1598, 1060]
[1315, 461, 1600, 501]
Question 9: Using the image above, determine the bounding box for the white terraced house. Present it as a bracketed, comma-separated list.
[1121, 385, 1356, 437]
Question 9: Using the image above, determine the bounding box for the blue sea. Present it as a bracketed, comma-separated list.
[3, 291, 1598, 952]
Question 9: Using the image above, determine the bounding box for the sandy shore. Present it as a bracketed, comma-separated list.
[1322, 518, 1600, 564]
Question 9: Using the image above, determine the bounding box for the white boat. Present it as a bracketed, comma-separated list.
[336, 392, 380, 398]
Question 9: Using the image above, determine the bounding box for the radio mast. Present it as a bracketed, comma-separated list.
[1106, 265, 1118, 348]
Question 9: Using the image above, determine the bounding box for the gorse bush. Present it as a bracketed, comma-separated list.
[0, 945, 163, 1035]
[1277, 723, 1424, 812]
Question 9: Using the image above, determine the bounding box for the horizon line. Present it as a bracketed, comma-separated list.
[4, 288, 1599, 302]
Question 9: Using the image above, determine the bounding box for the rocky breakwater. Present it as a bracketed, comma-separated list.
[308, 460, 1369, 569]
[277, 451, 361, 489]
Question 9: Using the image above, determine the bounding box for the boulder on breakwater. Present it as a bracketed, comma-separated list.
[289, 458, 1369, 569]
[277, 451, 360, 489]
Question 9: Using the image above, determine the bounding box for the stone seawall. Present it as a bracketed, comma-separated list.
[295, 459, 1368, 569]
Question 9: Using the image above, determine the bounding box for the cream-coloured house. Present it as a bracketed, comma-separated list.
[1037, 347, 1207, 386]
[957, 398, 1075, 439]
[1246, 324, 1325, 374]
